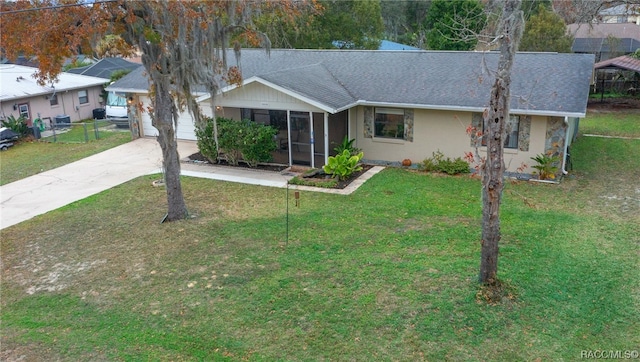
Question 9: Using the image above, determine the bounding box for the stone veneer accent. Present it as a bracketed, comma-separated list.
[518, 115, 531, 152]
[471, 113, 482, 147]
[545, 116, 566, 159]
[404, 109, 414, 142]
[364, 106, 373, 138]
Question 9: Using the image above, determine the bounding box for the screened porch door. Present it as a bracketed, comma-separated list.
[289, 111, 313, 166]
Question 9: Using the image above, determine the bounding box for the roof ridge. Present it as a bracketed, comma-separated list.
[319, 62, 357, 101]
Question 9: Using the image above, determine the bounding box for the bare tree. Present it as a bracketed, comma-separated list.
[479, 0, 524, 285]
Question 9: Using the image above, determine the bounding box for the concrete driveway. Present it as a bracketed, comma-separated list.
[0, 138, 198, 230]
[1, 137, 380, 230]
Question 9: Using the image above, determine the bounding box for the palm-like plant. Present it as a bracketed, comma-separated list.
[530, 153, 560, 180]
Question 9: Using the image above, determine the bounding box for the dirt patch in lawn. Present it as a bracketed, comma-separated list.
[587, 97, 640, 113]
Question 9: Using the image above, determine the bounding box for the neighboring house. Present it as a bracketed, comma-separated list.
[568, 23, 640, 61]
[379, 40, 420, 51]
[0, 64, 106, 127]
[66, 57, 141, 79]
[67, 58, 142, 123]
[107, 49, 594, 176]
[596, 4, 640, 24]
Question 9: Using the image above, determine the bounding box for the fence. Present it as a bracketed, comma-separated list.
[37, 119, 130, 143]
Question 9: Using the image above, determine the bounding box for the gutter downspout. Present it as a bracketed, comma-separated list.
[562, 116, 570, 175]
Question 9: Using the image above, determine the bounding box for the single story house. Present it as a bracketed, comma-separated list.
[107, 49, 594, 176]
[0, 64, 106, 127]
[596, 4, 640, 24]
[568, 23, 640, 62]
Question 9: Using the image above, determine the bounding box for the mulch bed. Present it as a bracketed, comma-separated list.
[187, 152, 288, 172]
[298, 164, 374, 189]
[186, 152, 373, 189]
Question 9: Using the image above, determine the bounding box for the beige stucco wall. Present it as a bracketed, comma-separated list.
[0, 85, 104, 126]
[351, 106, 552, 174]
[216, 82, 325, 113]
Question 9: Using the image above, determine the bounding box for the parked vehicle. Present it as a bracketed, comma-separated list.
[0, 127, 19, 150]
[105, 91, 129, 128]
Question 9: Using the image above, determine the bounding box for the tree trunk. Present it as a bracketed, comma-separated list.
[479, 0, 524, 285]
[153, 83, 188, 222]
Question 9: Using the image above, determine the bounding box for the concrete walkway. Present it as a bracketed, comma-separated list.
[1, 138, 383, 230]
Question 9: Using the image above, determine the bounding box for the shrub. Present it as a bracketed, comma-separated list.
[239, 120, 277, 167]
[333, 136, 361, 156]
[1, 115, 29, 137]
[438, 157, 471, 175]
[420, 150, 470, 175]
[530, 153, 560, 180]
[217, 117, 243, 165]
[323, 149, 364, 181]
[194, 117, 218, 163]
[217, 117, 277, 167]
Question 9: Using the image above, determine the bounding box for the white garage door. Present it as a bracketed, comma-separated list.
[139, 96, 198, 140]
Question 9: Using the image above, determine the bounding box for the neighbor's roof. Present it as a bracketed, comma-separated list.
[567, 23, 640, 40]
[594, 54, 640, 72]
[109, 49, 595, 117]
[105, 65, 149, 93]
[379, 40, 420, 51]
[66, 58, 141, 79]
[572, 37, 640, 53]
[0, 64, 107, 102]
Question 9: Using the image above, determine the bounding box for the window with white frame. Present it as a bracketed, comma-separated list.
[78, 89, 88, 104]
[374, 108, 404, 139]
[18, 103, 30, 120]
[49, 94, 58, 106]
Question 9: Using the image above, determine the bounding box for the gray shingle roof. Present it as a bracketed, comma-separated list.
[108, 49, 595, 117]
[572, 37, 640, 53]
[105, 65, 147, 92]
[67, 58, 141, 79]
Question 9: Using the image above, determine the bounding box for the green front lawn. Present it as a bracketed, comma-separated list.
[1, 132, 638, 360]
[0, 129, 130, 185]
[580, 111, 640, 138]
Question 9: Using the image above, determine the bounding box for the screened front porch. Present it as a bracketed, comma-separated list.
[218, 107, 349, 168]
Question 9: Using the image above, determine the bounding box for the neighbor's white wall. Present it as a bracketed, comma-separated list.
[0, 85, 103, 126]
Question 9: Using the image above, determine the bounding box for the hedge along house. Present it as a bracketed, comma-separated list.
[107, 50, 594, 175]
